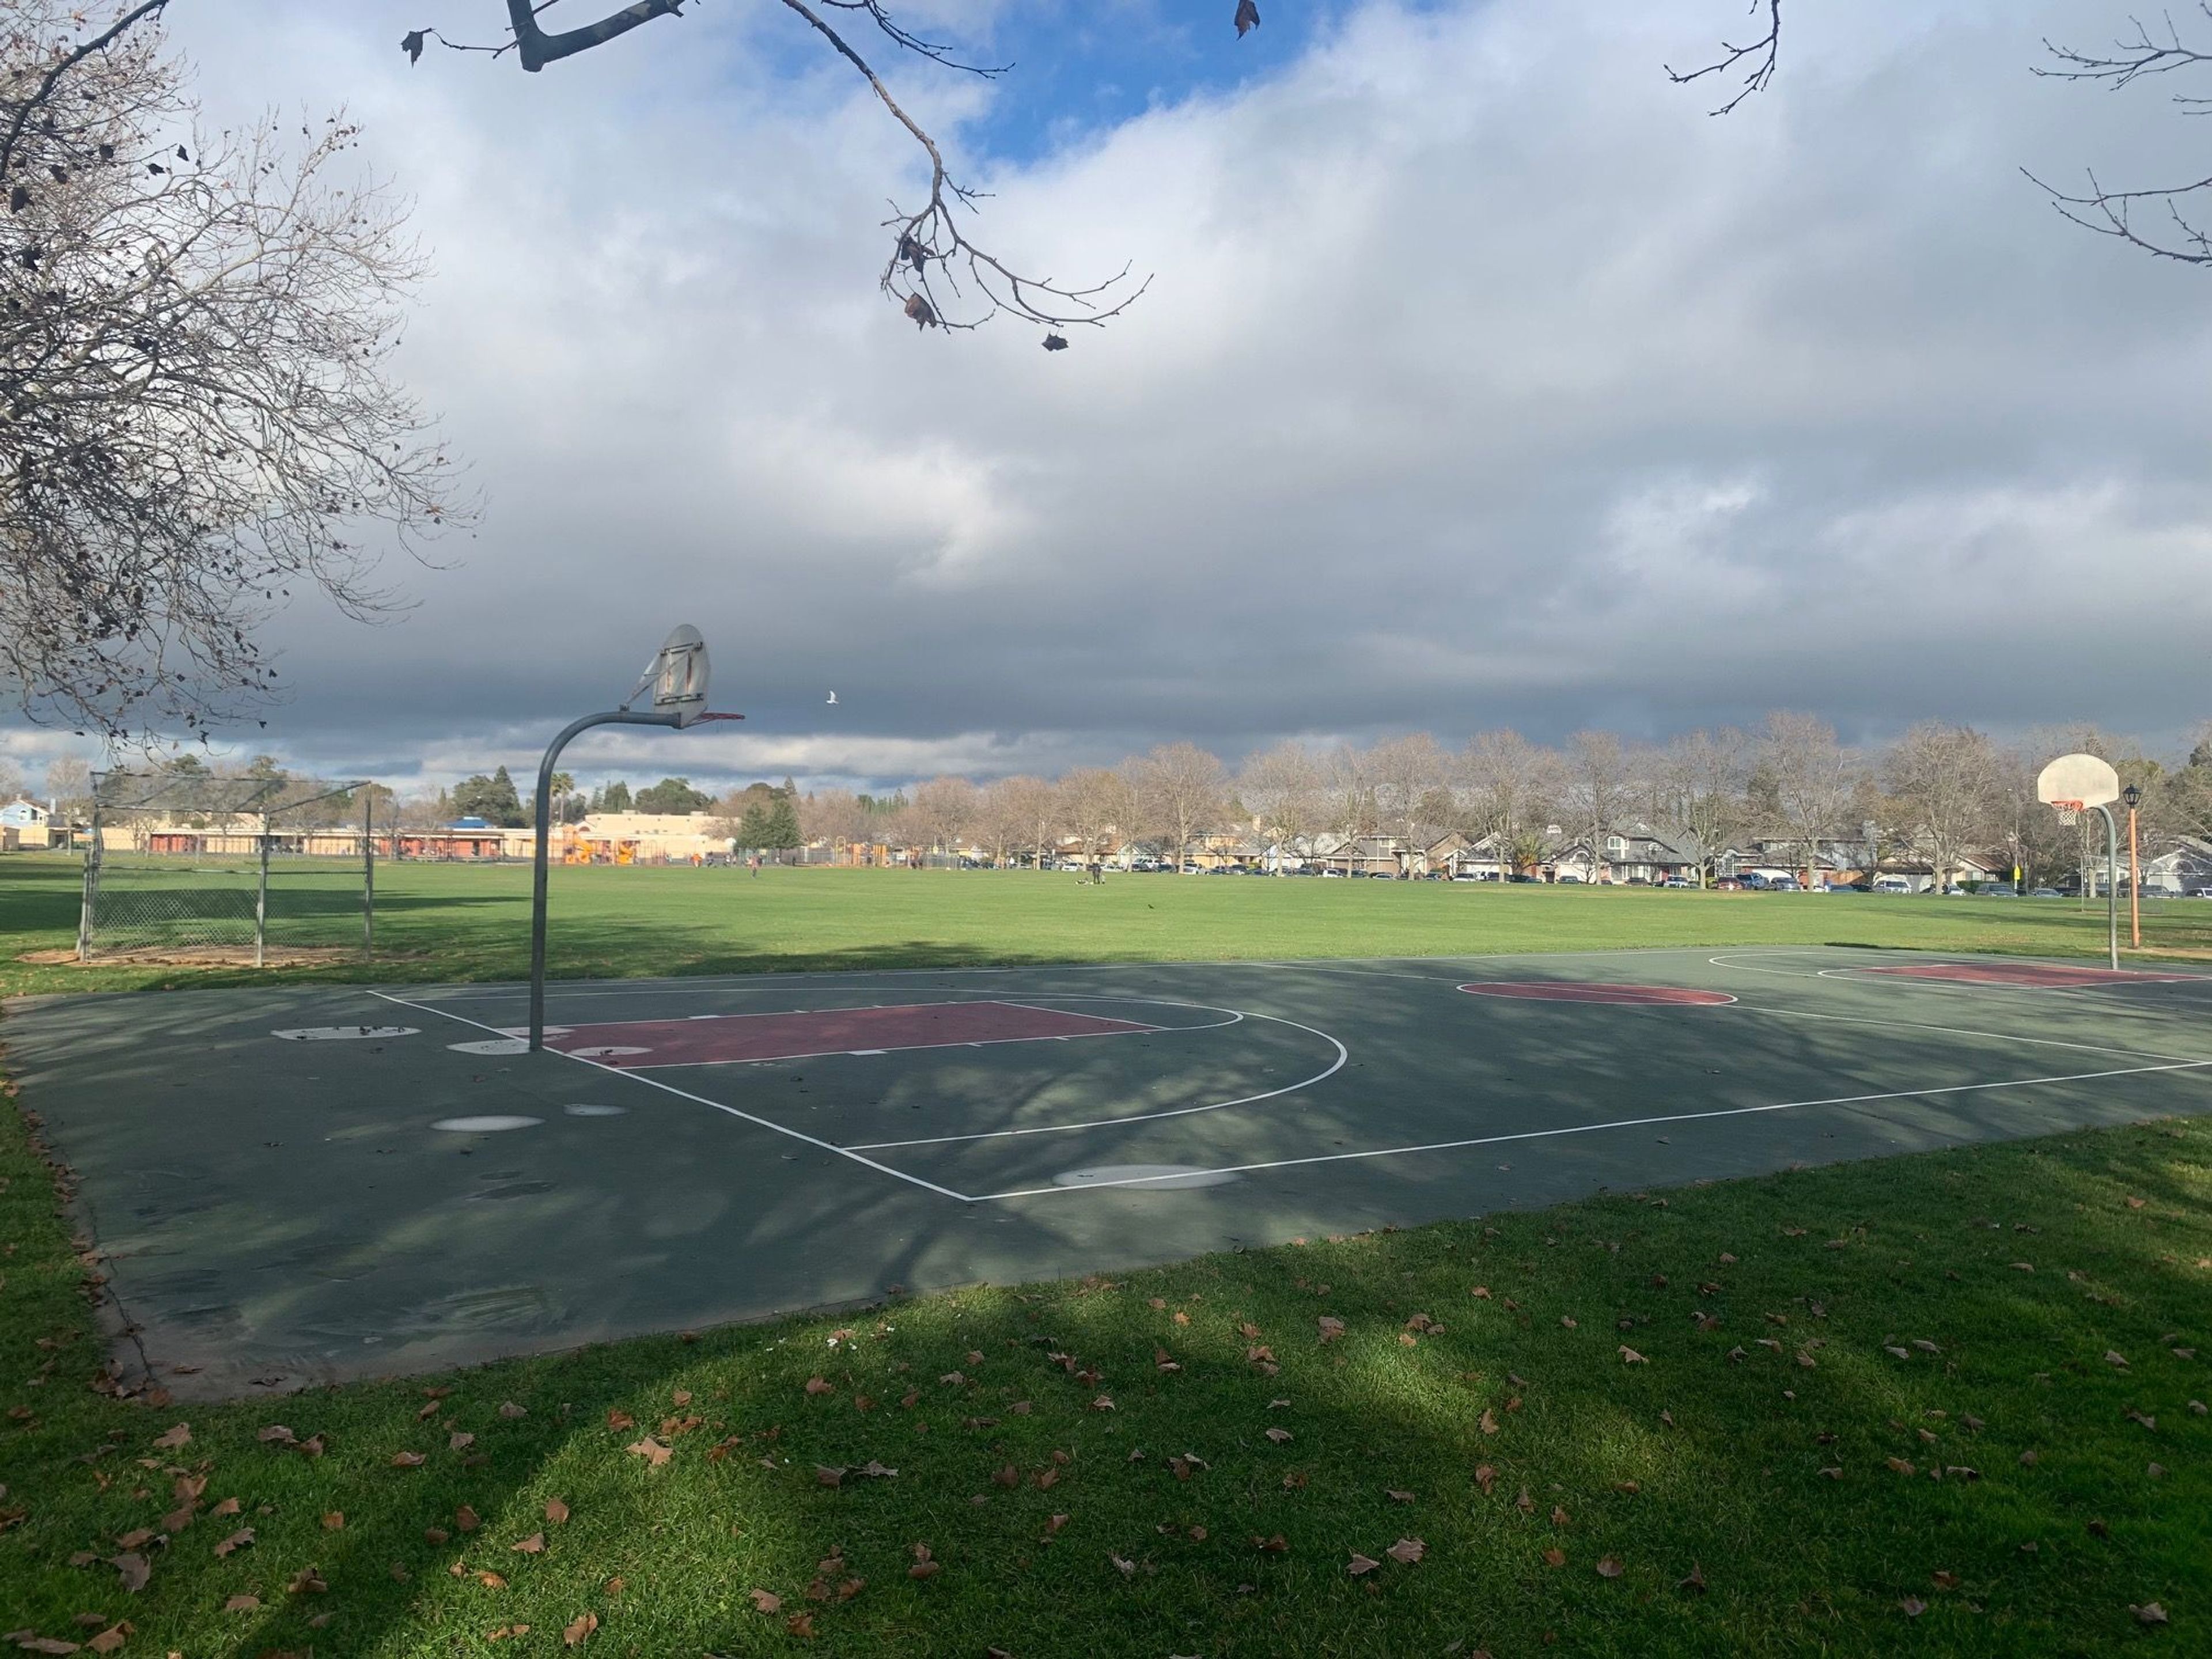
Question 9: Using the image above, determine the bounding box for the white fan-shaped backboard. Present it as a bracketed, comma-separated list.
[2036, 752, 2120, 809]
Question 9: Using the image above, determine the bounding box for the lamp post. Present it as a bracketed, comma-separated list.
[2123, 783, 2143, 950]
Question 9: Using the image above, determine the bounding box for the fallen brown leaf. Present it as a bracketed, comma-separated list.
[545, 1497, 569, 1525]
[290, 1565, 328, 1593]
[109, 1552, 150, 1592]
[1900, 1596, 1927, 1618]
[1620, 1346, 1647, 1365]
[1387, 1537, 1426, 1565]
[213, 1527, 253, 1557]
[1543, 1547, 1567, 1567]
[1318, 1316, 1346, 1343]
[563, 1610, 598, 1646]
[1347, 1553, 1380, 1576]
[322, 1511, 344, 1531]
[513, 1532, 546, 1554]
[626, 1437, 672, 1467]
[499, 1400, 528, 1418]
[391, 1451, 426, 1468]
[2134, 1603, 2169, 1626]
[1265, 1427, 1293, 1444]
[456, 1504, 482, 1533]
[749, 1588, 782, 1613]
[1596, 1555, 1624, 1579]
[151, 1423, 190, 1449]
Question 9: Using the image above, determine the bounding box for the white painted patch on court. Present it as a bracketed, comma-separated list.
[449, 1038, 529, 1055]
[562, 1103, 628, 1117]
[1052, 1164, 1240, 1191]
[272, 1026, 419, 1041]
[431, 1115, 543, 1132]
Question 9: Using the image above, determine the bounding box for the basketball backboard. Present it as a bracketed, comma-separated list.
[645, 624, 709, 726]
[2036, 752, 2120, 810]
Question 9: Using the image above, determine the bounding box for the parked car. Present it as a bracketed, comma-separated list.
[1662, 876, 1694, 888]
[1981, 885, 2018, 897]
[2029, 887, 2062, 897]
[1871, 877, 1913, 894]
[1713, 877, 1744, 891]
[1507, 873, 1542, 884]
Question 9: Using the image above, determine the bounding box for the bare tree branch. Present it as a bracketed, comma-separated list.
[2036, 5, 2212, 102]
[2033, 5, 2212, 264]
[1666, 0, 1782, 116]
[406, 0, 1152, 335]
[2025, 164, 2212, 264]
[0, 0, 168, 180]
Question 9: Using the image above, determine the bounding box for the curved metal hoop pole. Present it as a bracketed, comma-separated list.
[530, 710, 683, 1050]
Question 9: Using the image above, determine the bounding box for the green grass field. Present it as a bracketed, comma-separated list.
[5, 853, 2210, 1653]
[5, 853, 2209, 998]
[2, 1096, 2206, 1656]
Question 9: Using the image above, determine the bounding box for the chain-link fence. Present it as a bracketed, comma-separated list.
[78, 772, 377, 964]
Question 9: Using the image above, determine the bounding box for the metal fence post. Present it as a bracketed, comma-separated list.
[256, 816, 271, 969]
[363, 789, 377, 961]
[76, 794, 103, 963]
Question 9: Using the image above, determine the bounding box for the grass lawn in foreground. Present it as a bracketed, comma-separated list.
[5, 854, 2209, 997]
[2, 1092, 2206, 1656]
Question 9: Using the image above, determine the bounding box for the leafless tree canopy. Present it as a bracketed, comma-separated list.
[1, 1, 461, 738]
[1676, 1, 2212, 268]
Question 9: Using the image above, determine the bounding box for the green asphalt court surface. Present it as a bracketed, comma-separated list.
[10, 945, 2212, 1397]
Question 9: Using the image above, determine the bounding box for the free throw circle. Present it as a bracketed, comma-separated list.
[1457, 982, 1736, 1006]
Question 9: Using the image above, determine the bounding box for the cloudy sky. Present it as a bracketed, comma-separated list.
[6, 0, 2210, 796]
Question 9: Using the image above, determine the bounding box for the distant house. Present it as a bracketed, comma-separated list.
[0, 798, 50, 851]
[1552, 826, 1700, 885]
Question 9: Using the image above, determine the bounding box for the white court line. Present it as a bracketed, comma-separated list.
[1733, 1002, 2211, 1065]
[967, 1055, 2212, 1200]
[844, 1004, 1346, 1150]
[366, 990, 973, 1203]
[556, 1021, 1177, 1073]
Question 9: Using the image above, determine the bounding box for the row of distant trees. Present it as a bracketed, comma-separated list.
[788, 715, 2212, 887]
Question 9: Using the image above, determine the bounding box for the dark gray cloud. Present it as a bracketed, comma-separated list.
[6, 0, 2208, 793]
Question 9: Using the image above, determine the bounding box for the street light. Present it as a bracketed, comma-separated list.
[2122, 783, 2143, 949]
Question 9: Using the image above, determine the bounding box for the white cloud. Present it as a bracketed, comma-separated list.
[14, 0, 2207, 789]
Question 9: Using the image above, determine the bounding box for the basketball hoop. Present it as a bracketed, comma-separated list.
[2052, 800, 2082, 825]
[633, 624, 708, 727]
[2035, 752, 2122, 970]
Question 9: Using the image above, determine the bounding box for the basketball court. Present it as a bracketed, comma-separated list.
[11, 941, 2212, 1396]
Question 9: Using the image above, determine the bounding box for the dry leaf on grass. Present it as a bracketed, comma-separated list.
[1265, 1428, 1293, 1444]
[786, 1612, 817, 1637]
[626, 1437, 672, 1467]
[1347, 1554, 1380, 1576]
[749, 1589, 782, 1613]
[1679, 1563, 1708, 1593]
[456, 1505, 481, 1533]
[108, 1552, 150, 1592]
[151, 1423, 190, 1449]
[2134, 1603, 2169, 1626]
[449, 1431, 475, 1452]
[1543, 1547, 1566, 1567]
[322, 1512, 344, 1531]
[1387, 1537, 1426, 1565]
[815, 1466, 844, 1488]
[289, 1566, 328, 1594]
[1900, 1597, 1927, 1618]
[1317, 1317, 1346, 1343]
[499, 1400, 528, 1419]
[545, 1497, 569, 1525]
[512, 1532, 545, 1555]
[1596, 1555, 1624, 1579]
[391, 1451, 426, 1468]
[1387, 1488, 1415, 1503]
[1253, 1533, 1289, 1554]
[224, 1594, 260, 1612]
[605, 1408, 635, 1430]
[214, 1528, 253, 1557]
[563, 1611, 598, 1646]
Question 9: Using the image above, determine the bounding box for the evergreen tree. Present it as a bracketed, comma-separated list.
[452, 766, 527, 826]
[736, 800, 774, 848]
[634, 776, 714, 814]
[764, 793, 802, 853]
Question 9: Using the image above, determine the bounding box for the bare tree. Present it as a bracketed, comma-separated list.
[797, 785, 866, 852]
[0, 756, 26, 805]
[1134, 741, 1228, 873]
[968, 775, 1033, 868]
[985, 774, 1059, 869]
[1, 2, 461, 738]
[1458, 729, 1560, 877]
[1319, 744, 1379, 872]
[1883, 720, 2005, 895]
[907, 774, 977, 860]
[1562, 730, 1631, 881]
[1238, 740, 1325, 870]
[1759, 710, 1862, 888]
[396, 0, 1191, 335]
[1653, 727, 1749, 884]
[1367, 733, 1450, 858]
[41, 753, 92, 813]
[1056, 766, 1134, 876]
